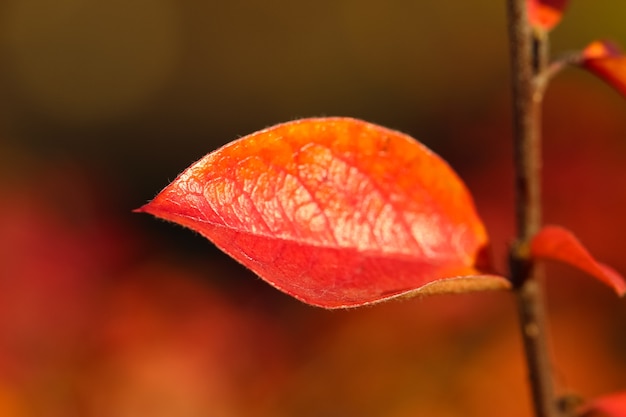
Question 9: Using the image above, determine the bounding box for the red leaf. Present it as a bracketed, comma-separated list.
[581, 391, 626, 417]
[530, 225, 626, 295]
[136, 118, 509, 308]
[581, 40, 626, 97]
[527, 0, 569, 31]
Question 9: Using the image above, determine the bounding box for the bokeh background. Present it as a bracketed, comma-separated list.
[1, 1, 626, 416]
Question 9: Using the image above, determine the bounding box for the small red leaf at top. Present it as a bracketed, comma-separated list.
[581, 391, 626, 417]
[527, 0, 570, 31]
[530, 225, 626, 295]
[581, 40, 626, 97]
[136, 117, 509, 308]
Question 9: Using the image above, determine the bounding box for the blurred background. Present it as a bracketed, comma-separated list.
[1, 0, 626, 416]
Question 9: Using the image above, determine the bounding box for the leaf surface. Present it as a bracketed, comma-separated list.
[137, 118, 509, 308]
[581, 40, 626, 97]
[527, 0, 569, 31]
[530, 225, 626, 295]
[581, 391, 626, 417]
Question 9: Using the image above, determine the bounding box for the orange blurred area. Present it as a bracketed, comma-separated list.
[1, 1, 626, 416]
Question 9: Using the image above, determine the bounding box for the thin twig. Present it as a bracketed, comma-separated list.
[536, 51, 585, 97]
[506, 2, 560, 417]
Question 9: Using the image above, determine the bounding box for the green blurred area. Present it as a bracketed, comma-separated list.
[0, 0, 623, 201]
[1, 1, 626, 416]
[2, 0, 626, 258]
[0, 1, 503, 187]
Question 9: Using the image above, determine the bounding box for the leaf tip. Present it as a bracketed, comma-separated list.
[132, 204, 149, 214]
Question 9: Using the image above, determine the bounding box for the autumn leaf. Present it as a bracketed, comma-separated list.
[581, 40, 626, 97]
[581, 391, 626, 417]
[530, 225, 626, 295]
[527, 0, 569, 31]
[136, 118, 509, 308]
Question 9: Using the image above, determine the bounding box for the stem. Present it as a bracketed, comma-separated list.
[506, 2, 560, 417]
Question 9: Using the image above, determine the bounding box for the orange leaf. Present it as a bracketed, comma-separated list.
[136, 118, 509, 308]
[527, 0, 569, 31]
[581, 391, 626, 417]
[581, 41, 626, 97]
[530, 225, 626, 295]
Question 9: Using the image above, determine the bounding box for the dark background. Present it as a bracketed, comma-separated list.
[1, 1, 626, 416]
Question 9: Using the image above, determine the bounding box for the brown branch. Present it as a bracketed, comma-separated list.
[506, 2, 561, 417]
